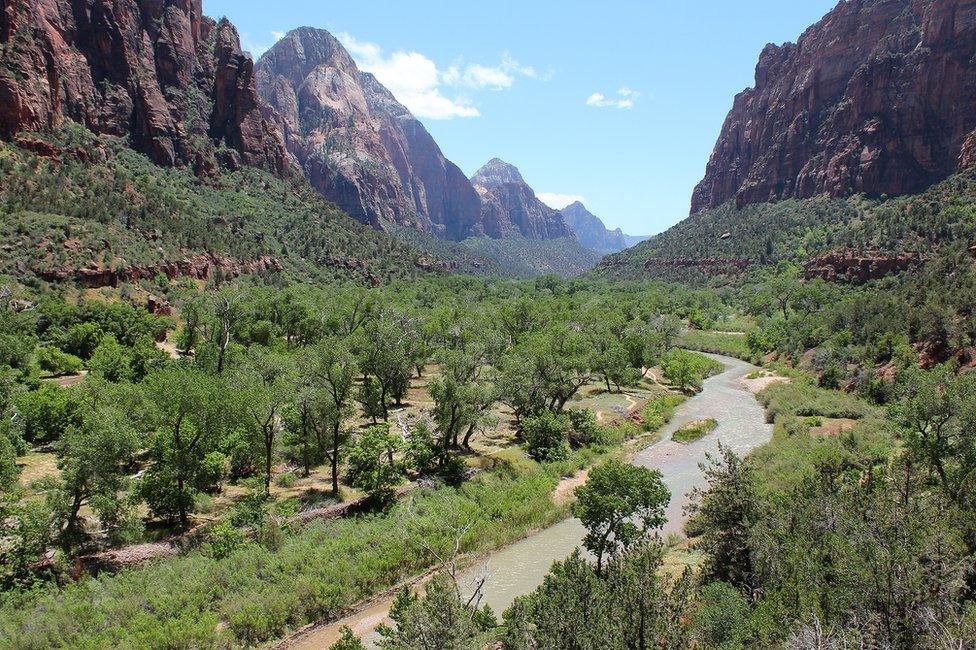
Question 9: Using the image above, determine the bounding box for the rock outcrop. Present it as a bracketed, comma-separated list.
[255, 28, 482, 238]
[803, 251, 925, 282]
[692, 0, 976, 213]
[0, 0, 291, 175]
[471, 159, 574, 239]
[38, 253, 284, 288]
[560, 201, 646, 255]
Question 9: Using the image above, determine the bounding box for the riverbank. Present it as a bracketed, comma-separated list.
[282, 354, 773, 648]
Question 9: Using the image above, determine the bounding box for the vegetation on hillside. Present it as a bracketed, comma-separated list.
[600, 167, 976, 283]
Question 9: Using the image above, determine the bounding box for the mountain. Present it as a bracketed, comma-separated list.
[471, 159, 575, 239]
[692, 0, 976, 214]
[601, 0, 976, 284]
[0, 0, 292, 177]
[254, 28, 482, 239]
[560, 202, 647, 255]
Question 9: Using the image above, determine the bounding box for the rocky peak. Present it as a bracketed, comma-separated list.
[471, 158, 527, 189]
[692, 0, 976, 213]
[256, 27, 489, 240]
[0, 0, 291, 176]
[470, 159, 574, 240]
[560, 202, 646, 255]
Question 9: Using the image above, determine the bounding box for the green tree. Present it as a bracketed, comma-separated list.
[87, 335, 133, 383]
[685, 445, 759, 590]
[330, 627, 367, 650]
[51, 406, 139, 549]
[346, 425, 403, 508]
[235, 350, 297, 495]
[574, 460, 670, 573]
[140, 366, 235, 525]
[521, 411, 569, 462]
[308, 339, 357, 494]
[377, 576, 493, 650]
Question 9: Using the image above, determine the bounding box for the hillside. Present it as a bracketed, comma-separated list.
[599, 166, 976, 283]
[0, 126, 445, 289]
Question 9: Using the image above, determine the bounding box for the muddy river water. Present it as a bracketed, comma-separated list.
[285, 353, 772, 648]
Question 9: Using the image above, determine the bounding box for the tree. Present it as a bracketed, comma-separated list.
[356, 309, 415, 420]
[309, 339, 357, 494]
[889, 363, 976, 503]
[207, 289, 245, 374]
[330, 627, 366, 650]
[87, 334, 133, 383]
[429, 348, 496, 450]
[140, 366, 235, 525]
[574, 460, 670, 573]
[522, 411, 569, 462]
[377, 576, 493, 650]
[685, 445, 759, 590]
[235, 349, 297, 495]
[51, 406, 139, 549]
[662, 350, 703, 394]
[764, 262, 803, 320]
[346, 425, 403, 507]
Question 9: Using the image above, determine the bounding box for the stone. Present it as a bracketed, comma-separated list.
[692, 0, 976, 214]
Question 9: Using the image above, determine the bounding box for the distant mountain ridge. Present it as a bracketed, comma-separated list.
[255, 30, 578, 245]
[470, 158, 575, 239]
[559, 202, 647, 255]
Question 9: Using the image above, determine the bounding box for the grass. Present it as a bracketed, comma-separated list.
[750, 380, 891, 494]
[672, 419, 718, 444]
[756, 380, 878, 423]
[0, 467, 563, 648]
[639, 395, 688, 432]
[678, 330, 755, 362]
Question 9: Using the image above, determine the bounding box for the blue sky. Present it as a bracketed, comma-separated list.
[208, 0, 838, 236]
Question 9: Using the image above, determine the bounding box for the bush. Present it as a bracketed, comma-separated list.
[640, 395, 686, 432]
[35, 346, 83, 376]
[691, 582, 751, 648]
[522, 411, 569, 462]
[204, 520, 248, 560]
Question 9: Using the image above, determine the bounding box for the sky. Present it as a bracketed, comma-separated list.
[208, 0, 839, 237]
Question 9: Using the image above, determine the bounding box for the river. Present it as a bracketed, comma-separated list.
[284, 353, 772, 648]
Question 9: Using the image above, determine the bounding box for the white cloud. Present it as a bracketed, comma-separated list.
[538, 193, 587, 210]
[586, 87, 640, 110]
[243, 30, 286, 58]
[338, 34, 546, 119]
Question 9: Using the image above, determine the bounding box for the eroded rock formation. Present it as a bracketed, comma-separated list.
[0, 0, 292, 175]
[692, 0, 976, 213]
[255, 28, 482, 238]
[471, 159, 574, 239]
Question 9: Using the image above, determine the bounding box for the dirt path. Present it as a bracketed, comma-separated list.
[553, 469, 589, 506]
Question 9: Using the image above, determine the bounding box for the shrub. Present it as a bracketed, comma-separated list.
[35, 346, 83, 376]
[522, 411, 569, 462]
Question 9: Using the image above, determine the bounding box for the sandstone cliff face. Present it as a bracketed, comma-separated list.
[471, 159, 574, 239]
[560, 201, 646, 255]
[255, 28, 482, 238]
[0, 0, 291, 175]
[692, 0, 976, 213]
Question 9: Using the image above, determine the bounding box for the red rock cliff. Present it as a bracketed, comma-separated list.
[692, 0, 976, 213]
[0, 0, 291, 175]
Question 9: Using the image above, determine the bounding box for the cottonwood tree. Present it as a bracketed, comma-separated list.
[309, 339, 358, 494]
[430, 347, 496, 451]
[235, 349, 297, 495]
[574, 460, 670, 573]
[346, 425, 403, 507]
[50, 405, 138, 550]
[140, 366, 235, 525]
[356, 309, 415, 420]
